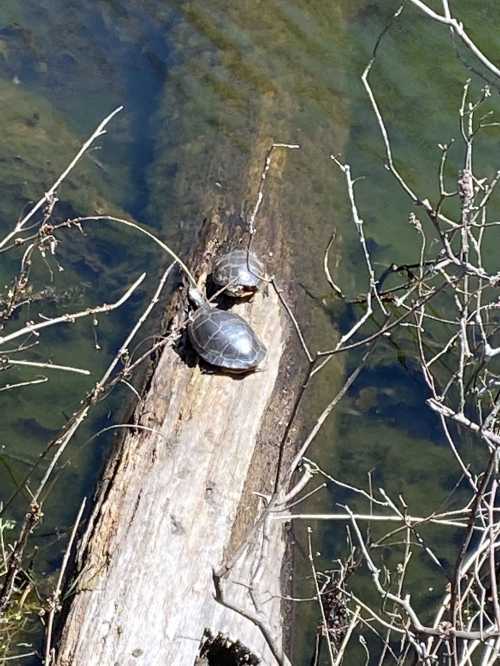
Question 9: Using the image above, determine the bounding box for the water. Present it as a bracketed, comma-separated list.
[0, 0, 499, 663]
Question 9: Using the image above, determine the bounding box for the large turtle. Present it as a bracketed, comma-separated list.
[211, 249, 265, 297]
[187, 287, 266, 373]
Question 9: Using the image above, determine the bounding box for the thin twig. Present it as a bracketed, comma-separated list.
[44, 497, 87, 666]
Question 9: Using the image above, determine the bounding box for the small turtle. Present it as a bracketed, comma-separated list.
[212, 249, 265, 298]
[187, 287, 266, 373]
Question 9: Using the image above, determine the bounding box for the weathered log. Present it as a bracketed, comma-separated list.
[54, 145, 302, 666]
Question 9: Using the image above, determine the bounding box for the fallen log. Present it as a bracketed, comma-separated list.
[53, 145, 302, 666]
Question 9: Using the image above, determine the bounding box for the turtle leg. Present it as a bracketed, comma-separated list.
[198, 361, 221, 376]
[200, 367, 219, 376]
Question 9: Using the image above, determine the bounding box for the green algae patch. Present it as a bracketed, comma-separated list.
[0, 79, 128, 228]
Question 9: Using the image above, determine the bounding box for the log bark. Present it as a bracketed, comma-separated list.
[54, 145, 301, 666]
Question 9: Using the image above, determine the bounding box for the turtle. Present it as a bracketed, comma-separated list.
[211, 249, 265, 298]
[187, 287, 267, 373]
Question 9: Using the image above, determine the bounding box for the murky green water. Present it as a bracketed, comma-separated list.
[0, 0, 499, 662]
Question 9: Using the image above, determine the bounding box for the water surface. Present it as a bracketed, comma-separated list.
[0, 0, 499, 662]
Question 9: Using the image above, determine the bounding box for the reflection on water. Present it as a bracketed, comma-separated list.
[0, 0, 500, 662]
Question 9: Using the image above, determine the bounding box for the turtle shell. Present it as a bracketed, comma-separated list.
[188, 305, 266, 372]
[212, 250, 264, 297]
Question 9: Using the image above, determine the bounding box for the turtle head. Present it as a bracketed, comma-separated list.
[188, 286, 207, 309]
